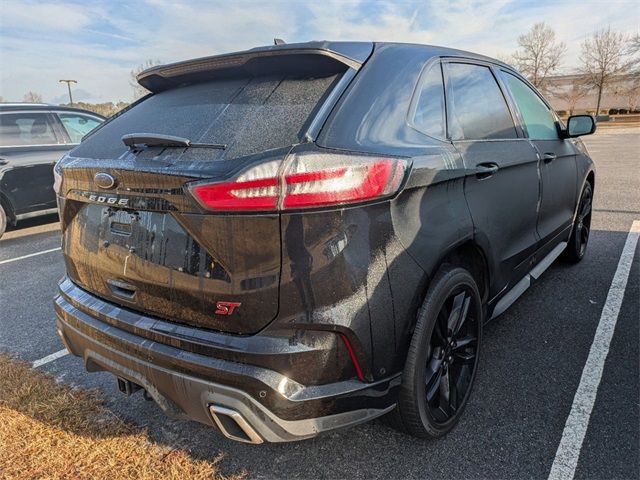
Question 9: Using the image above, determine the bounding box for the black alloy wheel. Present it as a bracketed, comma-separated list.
[563, 182, 593, 262]
[426, 287, 479, 424]
[389, 266, 482, 438]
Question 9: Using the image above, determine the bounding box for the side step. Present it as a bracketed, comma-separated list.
[491, 241, 567, 320]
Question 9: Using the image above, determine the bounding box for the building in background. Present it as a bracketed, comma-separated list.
[545, 74, 639, 115]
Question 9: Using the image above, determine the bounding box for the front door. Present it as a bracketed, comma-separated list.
[0, 111, 68, 213]
[498, 70, 578, 248]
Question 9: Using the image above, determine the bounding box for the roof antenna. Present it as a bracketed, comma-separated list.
[274, 38, 286, 45]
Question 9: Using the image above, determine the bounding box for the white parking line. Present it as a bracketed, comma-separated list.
[32, 348, 69, 368]
[0, 247, 61, 265]
[548, 220, 640, 480]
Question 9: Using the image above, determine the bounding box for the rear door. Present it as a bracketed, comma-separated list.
[58, 63, 350, 334]
[445, 60, 541, 295]
[498, 70, 578, 248]
[0, 111, 68, 213]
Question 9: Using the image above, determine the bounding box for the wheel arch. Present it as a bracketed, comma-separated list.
[0, 190, 16, 225]
[392, 237, 490, 373]
[586, 170, 595, 191]
[572, 169, 595, 226]
[435, 240, 490, 305]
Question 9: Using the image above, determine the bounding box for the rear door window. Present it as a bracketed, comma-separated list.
[0, 112, 58, 146]
[411, 62, 446, 138]
[445, 63, 517, 140]
[499, 71, 559, 140]
[72, 74, 342, 160]
[57, 113, 103, 143]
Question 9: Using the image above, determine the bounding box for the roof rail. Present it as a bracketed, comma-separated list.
[0, 102, 51, 106]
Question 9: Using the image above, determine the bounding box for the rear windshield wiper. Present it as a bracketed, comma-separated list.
[121, 133, 226, 149]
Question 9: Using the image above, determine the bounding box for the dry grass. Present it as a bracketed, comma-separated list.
[0, 353, 240, 480]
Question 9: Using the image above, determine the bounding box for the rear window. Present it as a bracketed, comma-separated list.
[445, 63, 517, 140]
[411, 62, 446, 138]
[0, 112, 58, 146]
[72, 74, 342, 160]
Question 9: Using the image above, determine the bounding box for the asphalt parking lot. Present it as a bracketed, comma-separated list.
[1, 127, 638, 479]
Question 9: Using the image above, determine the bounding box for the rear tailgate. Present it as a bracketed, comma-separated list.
[57, 45, 370, 334]
[60, 157, 285, 335]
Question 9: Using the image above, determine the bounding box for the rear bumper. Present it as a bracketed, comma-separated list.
[54, 277, 399, 443]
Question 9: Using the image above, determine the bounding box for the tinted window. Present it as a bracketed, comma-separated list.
[446, 63, 517, 140]
[57, 113, 102, 143]
[72, 73, 342, 160]
[0, 112, 58, 146]
[412, 63, 446, 138]
[500, 71, 558, 140]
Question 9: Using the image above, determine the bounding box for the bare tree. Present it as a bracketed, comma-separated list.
[617, 76, 640, 112]
[130, 59, 162, 100]
[556, 76, 592, 115]
[580, 27, 632, 114]
[23, 91, 43, 103]
[511, 22, 566, 91]
[630, 33, 640, 53]
[627, 33, 640, 75]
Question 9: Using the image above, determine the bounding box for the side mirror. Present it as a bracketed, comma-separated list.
[564, 115, 596, 138]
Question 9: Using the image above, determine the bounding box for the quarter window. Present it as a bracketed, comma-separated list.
[412, 63, 446, 138]
[57, 113, 102, 143]
[446, 63, 517, 140]
[0, 112, 58, 146]
[500, 71, 559, 140]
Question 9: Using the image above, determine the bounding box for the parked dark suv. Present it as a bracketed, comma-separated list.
[53, 41, 596, 443]
[0, 103, 104, 237]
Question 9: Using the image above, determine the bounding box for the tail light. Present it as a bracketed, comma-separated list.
[189, 152, 407, 211]
[191, 160, 280, 211]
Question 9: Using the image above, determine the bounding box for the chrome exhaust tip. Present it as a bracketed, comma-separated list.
[208, 405, 263, 444]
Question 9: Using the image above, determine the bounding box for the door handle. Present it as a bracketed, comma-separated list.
[0, 158, 8, 166]
[475, 162, 499, 179]
[542, 152, 556, 163]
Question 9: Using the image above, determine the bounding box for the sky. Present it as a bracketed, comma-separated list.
[0, 0, 638, 104]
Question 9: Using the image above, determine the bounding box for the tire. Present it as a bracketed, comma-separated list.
[563, 182, 593, 263]
[388, 265, 483, 438]
[0, 203, 6, 240]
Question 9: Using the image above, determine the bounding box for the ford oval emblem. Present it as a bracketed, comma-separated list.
[94, 172, 117, 190]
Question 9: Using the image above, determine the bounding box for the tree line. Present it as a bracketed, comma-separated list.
[8, 25, 639, 117]
[508, 23, 639, 114]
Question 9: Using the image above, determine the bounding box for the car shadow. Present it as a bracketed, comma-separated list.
[4, 212, 59, 234]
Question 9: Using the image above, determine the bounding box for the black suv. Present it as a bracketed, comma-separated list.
[53, 42, 595, 443]
[0, 103, 104, 237]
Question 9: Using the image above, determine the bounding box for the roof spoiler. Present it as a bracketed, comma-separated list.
[137, 41, 373, 93]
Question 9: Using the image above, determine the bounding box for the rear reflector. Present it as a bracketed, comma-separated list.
[189, 152, 406, 211]
[340, 333, 365, 381]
